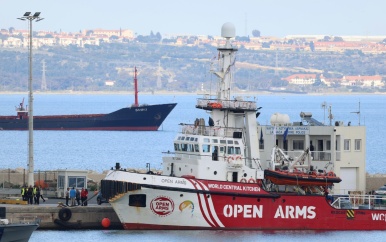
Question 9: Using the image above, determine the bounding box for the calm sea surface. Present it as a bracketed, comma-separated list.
[1, 93, 386, 240]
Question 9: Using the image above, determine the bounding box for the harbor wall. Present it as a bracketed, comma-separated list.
[2, 205, 122, 230]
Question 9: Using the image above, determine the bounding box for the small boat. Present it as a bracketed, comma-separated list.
[0, 219, 39, 242]
[264, 146, 342, 186]
[264, 169, 342, 186]
[0, 67, 176, 131]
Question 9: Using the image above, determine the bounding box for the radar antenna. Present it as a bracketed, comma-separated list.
[321, 101, 327, 125]
[350, 101, 361, 126]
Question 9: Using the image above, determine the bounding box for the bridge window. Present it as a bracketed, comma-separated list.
[227, 146, 235, 154]
[204, 138, 210, 143]
[227, 140, 234, 144]
[212, 139, 218, 143]
[194, 144, 199, 152]
[235, 147, 241, 155]
[220, 140, 226, 144]
[202, 144, 211, 152]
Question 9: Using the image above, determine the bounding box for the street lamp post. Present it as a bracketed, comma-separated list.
[17, 12, 44, 187]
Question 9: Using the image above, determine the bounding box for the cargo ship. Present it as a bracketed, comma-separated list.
[100, 23, 386, 230]
[0, 68, 176, 131]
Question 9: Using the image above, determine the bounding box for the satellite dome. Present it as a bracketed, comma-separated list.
[221, 22, 235, 38]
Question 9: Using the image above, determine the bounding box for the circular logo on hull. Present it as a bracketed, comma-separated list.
[150, 196, 175, 217]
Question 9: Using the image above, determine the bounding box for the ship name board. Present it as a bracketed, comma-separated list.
[135, 108, 147, 112]
[223, 205, 316, 219]
[161, 178, 187, 185]
[208, 183, 260, 192]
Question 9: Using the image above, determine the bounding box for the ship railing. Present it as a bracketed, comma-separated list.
[180, 124, 243, 138]
[196, 98, 257, 110]
[331, 195, 386, 209]
[283, 150, 341, 163]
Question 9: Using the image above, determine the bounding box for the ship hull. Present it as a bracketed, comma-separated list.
[0, 103, 176, 131]
[103, 172, 386, 230]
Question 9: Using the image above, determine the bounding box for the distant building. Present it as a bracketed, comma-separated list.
[284, 74, 384, 88]
[282, 74, 325, 85]
[341, 75, 384, 87]
[84, 29, 134, 39]
[105, 81, 115, 86]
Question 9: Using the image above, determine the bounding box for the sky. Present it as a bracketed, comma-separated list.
[2, 0, 386, 37]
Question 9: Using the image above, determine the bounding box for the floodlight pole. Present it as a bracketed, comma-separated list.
[18, 12, 43, 187]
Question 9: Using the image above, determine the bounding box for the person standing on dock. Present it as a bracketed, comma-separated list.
[33, 185, 37, 204]
[26, 185, 33, 205]
[35, 186, 44, 204]
[38, 186, 46, 202]
[80, 188, 87, 206]
[65, 188, 70, 206]
[21, 186, 26, 201]
[70, 187, 76, 206]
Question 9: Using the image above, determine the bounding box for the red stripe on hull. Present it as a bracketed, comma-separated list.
[186, 178, 216, 227]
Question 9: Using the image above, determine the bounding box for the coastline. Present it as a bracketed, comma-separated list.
[1, 90, 385, 96]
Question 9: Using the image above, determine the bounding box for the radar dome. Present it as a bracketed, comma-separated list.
[221, 22, 235, 38]
[270, 113, 291, 125]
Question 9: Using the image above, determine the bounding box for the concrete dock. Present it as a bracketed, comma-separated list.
[2, 204, 122, 229]
[1, 203, 122, 230]
[0, 189, 122, 230]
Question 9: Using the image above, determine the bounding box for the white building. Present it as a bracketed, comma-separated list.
[258, 112, 366, 195]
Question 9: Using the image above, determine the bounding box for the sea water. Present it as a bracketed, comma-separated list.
[1, 93, 386, 240]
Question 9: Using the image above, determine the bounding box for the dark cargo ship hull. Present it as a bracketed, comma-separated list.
[0, 103, 177, 131]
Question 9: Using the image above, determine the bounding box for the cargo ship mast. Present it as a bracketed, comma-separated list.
[133, 66, 139, 107]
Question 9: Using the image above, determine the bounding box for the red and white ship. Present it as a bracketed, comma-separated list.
[101, 23, 386, 230]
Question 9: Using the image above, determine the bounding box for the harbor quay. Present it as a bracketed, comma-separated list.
[0, 203, 122, 230]
[0, 169, 120, 230]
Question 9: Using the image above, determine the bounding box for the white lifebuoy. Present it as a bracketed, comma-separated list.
[240, 178, 247, 183]
[248, 178, 255, 183]
[235, 156, 242, 161]
[227, 156, 234, 163]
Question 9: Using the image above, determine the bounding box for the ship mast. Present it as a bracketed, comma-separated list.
[214, 25, 237, 101]
[133, 66, 139, 107]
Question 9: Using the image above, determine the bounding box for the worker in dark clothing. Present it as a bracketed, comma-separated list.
[65, 188, 70, 206]
[212, 147, 218, 161]
[26, 185, 33, 205]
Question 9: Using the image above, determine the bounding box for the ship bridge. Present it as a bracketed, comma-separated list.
[196, 98, 258, 112]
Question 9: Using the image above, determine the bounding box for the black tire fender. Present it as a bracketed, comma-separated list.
[58, 208, 72, 221]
